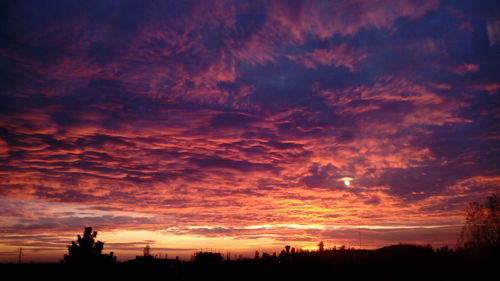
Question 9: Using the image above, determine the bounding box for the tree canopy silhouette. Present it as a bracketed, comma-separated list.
[458, 194, 500, 248]
[318, 241, 324, 252]
[64, 227, 116, 264]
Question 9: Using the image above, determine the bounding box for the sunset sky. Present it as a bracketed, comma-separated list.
[1, 0, 499, 262]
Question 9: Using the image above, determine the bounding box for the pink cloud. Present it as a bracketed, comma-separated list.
[447, 6, 474, 32]
[269, 0, 440, 40]
[317, 77, 446, 107]
[448, 63, 480, 75]
[472, 82, 500, 92]
[288, 44, 367, 71]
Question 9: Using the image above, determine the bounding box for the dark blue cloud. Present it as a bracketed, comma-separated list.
[211, 112, 259, 129]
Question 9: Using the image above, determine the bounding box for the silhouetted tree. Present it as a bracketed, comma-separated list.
[285, 245, 291, 254]
[144, 244, 151, 257]
[254, 250, 260, 260]
[458, 194, 500, 248]
[64, 227, 116, 264]
[279, 250, 287, 258]
[318, 241, 324, 252]
[261, 252, 270, 260]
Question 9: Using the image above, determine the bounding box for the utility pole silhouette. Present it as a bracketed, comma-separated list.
[18, 248, 23, 264]
[359, 227, 362, 249]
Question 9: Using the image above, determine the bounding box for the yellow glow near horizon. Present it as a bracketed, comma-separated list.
[96, 230, 285, 260]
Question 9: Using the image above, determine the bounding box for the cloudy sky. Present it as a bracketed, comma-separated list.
[1, 0, 499, 262]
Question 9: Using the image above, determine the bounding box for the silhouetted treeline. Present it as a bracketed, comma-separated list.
[2, 243, 498, 281]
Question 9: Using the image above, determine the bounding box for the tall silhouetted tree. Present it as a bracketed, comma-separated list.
[144, 244, 151, 257]
[64, 227, 116, 264]
[318, 241, 324, 252]
[458, 194, 500, 248]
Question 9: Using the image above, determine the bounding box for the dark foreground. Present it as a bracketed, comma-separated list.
[2, 245, 498, 281]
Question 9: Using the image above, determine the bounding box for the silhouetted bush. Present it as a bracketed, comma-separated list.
[63, 227, 116, 264]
